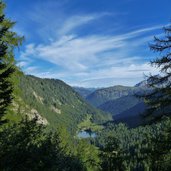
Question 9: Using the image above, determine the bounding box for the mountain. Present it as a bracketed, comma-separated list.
[13, 75, 112, 134]
[99, 95, 143, 116]
[86, 85, 142, 107]
[83, 83, 151, 127]
[114, 102, 147, 127]
[73, 87, 97, 98]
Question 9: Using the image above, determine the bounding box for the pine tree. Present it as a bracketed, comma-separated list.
[0, 117, 85, 171]
[0, 1, 23, 123]
[139, 24, 171, 170]
[142, 23, 171, 119]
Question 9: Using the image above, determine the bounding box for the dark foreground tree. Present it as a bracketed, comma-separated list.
[0, 1, 23, 123]
[141, 23, 171, 120]
[0, 117, 85, 171]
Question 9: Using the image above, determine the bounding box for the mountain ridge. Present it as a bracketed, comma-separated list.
[12, 74, 112, 133]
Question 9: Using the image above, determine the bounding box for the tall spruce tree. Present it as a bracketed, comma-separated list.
[143, 23, 171, 119]
[0, 1, 22, 123]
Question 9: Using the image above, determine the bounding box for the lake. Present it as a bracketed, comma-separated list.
[77, 130, 96, 138]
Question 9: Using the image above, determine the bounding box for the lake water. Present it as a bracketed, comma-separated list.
[77, 131, 96, 138]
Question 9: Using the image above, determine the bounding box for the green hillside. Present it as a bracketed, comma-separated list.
[15, 75, 112, 133]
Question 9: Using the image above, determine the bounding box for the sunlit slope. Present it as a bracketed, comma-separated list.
[17, 75, 112, 133]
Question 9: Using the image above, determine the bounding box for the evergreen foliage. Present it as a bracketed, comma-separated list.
[18, 75, 111, 133]
[141, 23, 171, 119]
[0, 117, 85, 171]
[97, 118, 171, 171]
[0, 1, 22, 124]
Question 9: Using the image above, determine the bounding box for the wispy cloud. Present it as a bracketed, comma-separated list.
[20, 23, 161, 70]
[58, 13, 110, 36]
[25, 62, 159, 87]
[18, 9, 163, 87]
[69, 63, 159, 87]
[6, 0, 170, 87]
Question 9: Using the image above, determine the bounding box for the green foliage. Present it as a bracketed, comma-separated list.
[78, 115, 103, 132]
[96, 118, 171, 171]
[0, 1, 23, 124]
[101, 135, 125, 171]
[140, 23, 171, 120]
[18, 75, 112, 134]
[75, 139, 101, 171]
[0, 117, 85, 171]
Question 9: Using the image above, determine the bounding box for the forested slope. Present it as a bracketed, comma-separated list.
[16, 75, 112, 133]
[99, 95, 143, 115]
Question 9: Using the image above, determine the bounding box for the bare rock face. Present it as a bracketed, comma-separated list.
[12, 99, 48, 125]
[33, 91, 44, 104]
[51, 106, 61, 114]
[29, 108, 49, 125]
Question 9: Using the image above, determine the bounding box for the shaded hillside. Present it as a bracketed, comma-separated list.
[84, 84, 151, 128]
[114, 102, 147, 127]
[99, 95, 143, 116]
[86, 85, 141, 107]
[17, 75, 112, 133]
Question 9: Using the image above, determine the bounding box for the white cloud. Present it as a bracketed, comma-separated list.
[21, 34, 125, 72]
[21, 24, 159, 72]
[19, 12, 163, 87]
[71, 63, 160, 87]
[27, 62, 159, 87]
[123, 25, 162, 38]
[80, 63, 158, 81]
[58, 14, 107, 36]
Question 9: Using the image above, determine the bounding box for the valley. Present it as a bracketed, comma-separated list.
[75, 84, 150, 127]
[15, 75, 112, 134]
[0, 0, 171, 170]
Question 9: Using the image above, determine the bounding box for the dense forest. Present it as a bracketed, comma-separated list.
[18, 75, 112, 133]
[0, 1, 171, 171]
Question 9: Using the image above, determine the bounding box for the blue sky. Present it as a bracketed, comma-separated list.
[5, 0, 171, 87]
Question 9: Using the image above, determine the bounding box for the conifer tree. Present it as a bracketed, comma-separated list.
[0, 1, 22, 123]
[143, 23, 171, 119]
